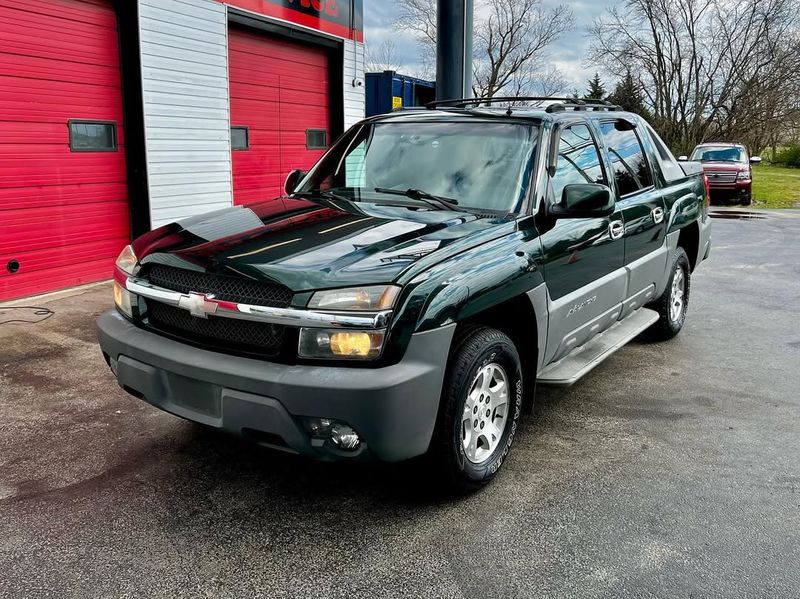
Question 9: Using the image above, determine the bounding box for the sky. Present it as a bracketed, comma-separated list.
[363, 0, 618, 92]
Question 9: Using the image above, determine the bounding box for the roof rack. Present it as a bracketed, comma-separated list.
[424, 96, 622, 113]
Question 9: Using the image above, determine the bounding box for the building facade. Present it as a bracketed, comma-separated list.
[0, 0, 365, 301]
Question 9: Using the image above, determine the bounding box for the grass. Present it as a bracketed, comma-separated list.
[751, 163, 800, 209]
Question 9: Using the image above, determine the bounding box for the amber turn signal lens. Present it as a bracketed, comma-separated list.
[113, 281, 134, 318]
[329, 332, 373, 357]
[298, 328, 386, 360]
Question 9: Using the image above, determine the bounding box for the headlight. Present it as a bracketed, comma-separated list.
[298, 328, 386, 360]
[116, 244, 139, 276]
[308, 285, 400, 311]
[114, 245, 138, 318]
[736, 169, 751, 181]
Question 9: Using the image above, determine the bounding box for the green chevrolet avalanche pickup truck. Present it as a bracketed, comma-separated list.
[97, 98, 711, 491]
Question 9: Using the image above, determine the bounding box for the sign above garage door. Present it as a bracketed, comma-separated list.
[221, 0, 364, 41]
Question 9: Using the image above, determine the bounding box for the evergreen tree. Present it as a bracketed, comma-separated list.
[607, 72, 651, 119]
[586, 72, 607, 99]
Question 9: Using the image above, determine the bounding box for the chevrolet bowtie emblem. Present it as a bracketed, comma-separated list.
[177, 292, 218, 319]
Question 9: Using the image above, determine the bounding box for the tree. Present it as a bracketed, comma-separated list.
[607, 72, 650, 118]
[365, 39, 404, 73]
[472, 0, 573, 99]
[585, 72, 606, 99]
[393, 0, 573, 99]
[588, 0, 800, 154]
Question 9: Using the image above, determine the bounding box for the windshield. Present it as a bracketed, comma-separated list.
[296, 121, 539, 213]
[690, 146, 747, 163]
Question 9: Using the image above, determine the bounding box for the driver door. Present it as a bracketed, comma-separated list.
[538, 121, 627, 365]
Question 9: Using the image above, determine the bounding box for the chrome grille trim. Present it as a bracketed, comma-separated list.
[705, 171, 738, 183]
[126, 277, 392, 330]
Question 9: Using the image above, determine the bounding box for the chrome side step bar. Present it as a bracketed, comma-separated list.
[537, 308, 659, 387]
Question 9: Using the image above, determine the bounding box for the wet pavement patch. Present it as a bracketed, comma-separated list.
[709, 210, 767, 220]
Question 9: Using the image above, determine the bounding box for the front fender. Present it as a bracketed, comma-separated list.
[384, 232, 543, 363]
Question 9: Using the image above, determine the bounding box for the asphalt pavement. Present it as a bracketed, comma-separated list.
[1, 208, 798, 598]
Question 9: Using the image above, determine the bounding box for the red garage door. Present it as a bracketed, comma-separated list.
[0, 0, 128, 302]
[229, 28, 331, 206]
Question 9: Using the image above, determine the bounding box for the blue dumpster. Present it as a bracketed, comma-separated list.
[365, 71, 436, 116]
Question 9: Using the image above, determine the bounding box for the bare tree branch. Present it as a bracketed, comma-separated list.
[392, 0, 573, 98]
[365, 39, 404, 73]
[588, 0, 800, 153]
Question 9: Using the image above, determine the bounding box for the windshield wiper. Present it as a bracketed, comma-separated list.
[292, 189, 349, 202]
[374, 187, 461, 211]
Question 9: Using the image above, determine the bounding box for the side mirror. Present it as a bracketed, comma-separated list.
[551, 184, 615, 219]
[284, 169, 306, 195]
[750, 156, 762, 164]
[678, 155, 688, 162]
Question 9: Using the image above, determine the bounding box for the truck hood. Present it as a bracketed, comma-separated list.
[133, 198, 517, 291]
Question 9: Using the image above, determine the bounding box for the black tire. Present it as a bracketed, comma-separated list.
[740, 193, 752, 206]
[428, 325, 524, 493]
[646, 247, 691, 341]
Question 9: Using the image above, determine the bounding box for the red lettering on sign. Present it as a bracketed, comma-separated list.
[287, 0, 338, 17]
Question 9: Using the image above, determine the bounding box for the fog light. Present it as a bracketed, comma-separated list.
[306, 417, 333, 437]
[330, 423, 360, 450]
[303, 418, 361, 451]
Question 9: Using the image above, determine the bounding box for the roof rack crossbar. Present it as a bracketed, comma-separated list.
[424, 96, 622, 112]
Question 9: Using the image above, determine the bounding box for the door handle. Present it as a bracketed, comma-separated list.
[652, 207, 665, 224]
[609, 220, 624, 240]
[515, 250, 538, 272]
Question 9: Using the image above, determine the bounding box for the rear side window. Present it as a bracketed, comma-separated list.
[599, 121, 653, 196]
[645, 124, 685, 182]
[550, 124, 606, 203]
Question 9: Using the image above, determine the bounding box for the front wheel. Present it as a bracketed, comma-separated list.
[429, 326, 524, 493]
[646, 247, 691, 341]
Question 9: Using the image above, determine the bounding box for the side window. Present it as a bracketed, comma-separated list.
[343, 140, 367, 188]
[551, 124, 606, 203]
[599, 121, 653, 196]
[645, 124, 684, 182]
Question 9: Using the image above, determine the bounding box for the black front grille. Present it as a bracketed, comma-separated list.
[142, 264, 294, 358]
[147, 264, 292, 308]
[147, 301, 287, 358]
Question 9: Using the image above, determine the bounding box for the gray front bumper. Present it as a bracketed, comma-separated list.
[97, 311, 455, 462]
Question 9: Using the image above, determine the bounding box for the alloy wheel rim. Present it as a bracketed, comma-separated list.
[670, 267, 685, 323]
[462, 362, 509, 465]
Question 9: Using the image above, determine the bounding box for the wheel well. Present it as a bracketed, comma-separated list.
[459, 295, 538, 404]
[678, 222, 700, 271]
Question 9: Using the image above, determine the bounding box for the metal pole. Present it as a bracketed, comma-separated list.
[436, 0, 473, 101]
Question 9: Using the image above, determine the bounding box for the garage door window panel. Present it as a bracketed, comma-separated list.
[69, 120, 117, 152]
[231, 126, 249, 150]
[306, 129, 328, 150]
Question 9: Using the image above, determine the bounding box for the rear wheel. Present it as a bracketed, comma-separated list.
[646, 247, 690, 341]
[429, 326, 523, 492]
